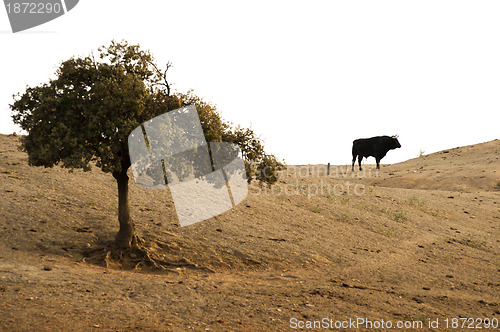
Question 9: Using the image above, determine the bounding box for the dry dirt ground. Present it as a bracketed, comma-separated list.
[0, 134, 499, 331]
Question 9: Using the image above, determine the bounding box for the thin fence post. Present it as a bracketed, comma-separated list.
[327, 162, 330, 176]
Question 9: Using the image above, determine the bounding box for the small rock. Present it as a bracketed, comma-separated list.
[269, 237, 286, 242]
[423, 287, 431, 290]
[75, 227, 91, 233]
[445, 274, 454, 278]
[42, 266, 52, 271]
[216, 228, 222, 232]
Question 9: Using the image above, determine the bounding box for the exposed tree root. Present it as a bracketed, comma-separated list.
[83, 234, 215, 273]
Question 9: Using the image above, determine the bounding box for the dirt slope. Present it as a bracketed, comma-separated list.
[0, 134, 499, 331]
[362, 140, 500, 192]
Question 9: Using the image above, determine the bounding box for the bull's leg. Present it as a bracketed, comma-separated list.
[358, 155, 363, 171]
[376, 157, 381, 169]
[352, 154, 357, 172]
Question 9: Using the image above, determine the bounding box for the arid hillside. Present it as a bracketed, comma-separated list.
[0, 134, 499, 331]
[362, 140, 500, 192]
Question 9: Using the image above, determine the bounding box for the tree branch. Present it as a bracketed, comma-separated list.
[150, 61, 172, 96]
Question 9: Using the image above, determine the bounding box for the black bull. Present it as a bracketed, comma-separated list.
[352, 136, 401, 171]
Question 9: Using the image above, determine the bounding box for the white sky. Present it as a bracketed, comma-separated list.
[1, 0, 499, 165]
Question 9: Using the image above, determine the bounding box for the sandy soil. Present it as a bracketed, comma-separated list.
[0, 134, 499, 331]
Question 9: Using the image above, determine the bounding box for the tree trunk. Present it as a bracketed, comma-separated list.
[113, 167, 135, 249]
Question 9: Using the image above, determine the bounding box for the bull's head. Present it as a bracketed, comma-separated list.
[391, 135, 401, 148]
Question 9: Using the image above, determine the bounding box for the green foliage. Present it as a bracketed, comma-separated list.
[223, 126, 285, 185]
[11, 40, 181, 175]
[10, 40, 283, 185]
[310, 206, 321, 214]
[255, 153, 284, 185]
[394, 210, 408, 222]
[176, 90, 226, 143]
[408, 196, 425, 207]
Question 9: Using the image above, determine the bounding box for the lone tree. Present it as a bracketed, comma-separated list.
[11, 40, 283, 252]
